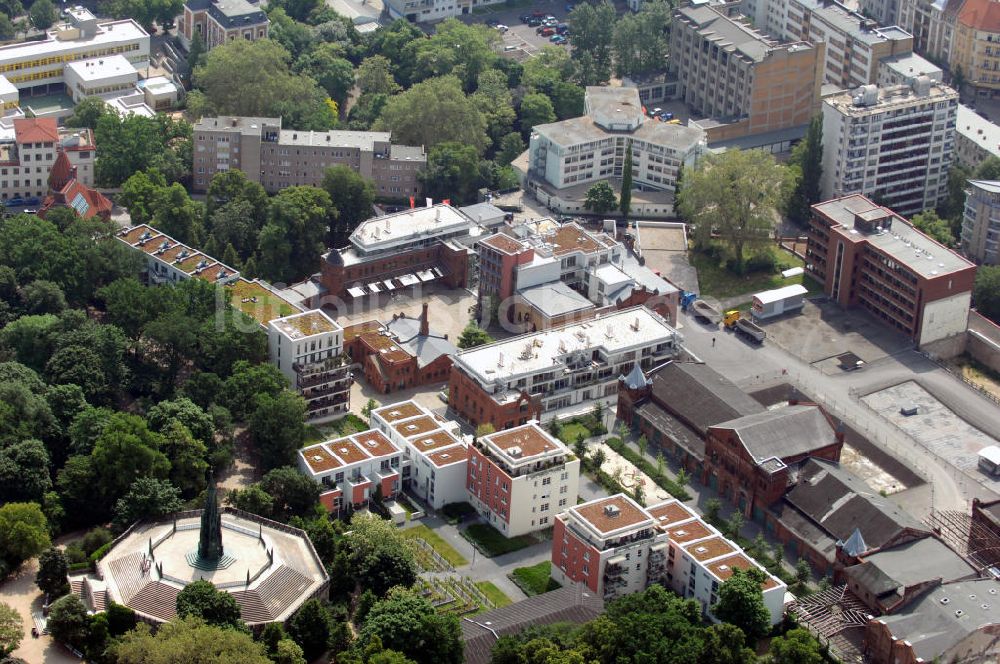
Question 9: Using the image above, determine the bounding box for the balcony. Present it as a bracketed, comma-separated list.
[302, 384, 349, 400]
[306, 394, 349, 412]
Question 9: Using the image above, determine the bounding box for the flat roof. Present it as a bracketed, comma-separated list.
[65, 54, 135, 82]
[708, 553, 780, 590]
[373, 401, 423, 423]
[269, 310, 340, 340]
[277, 128, 390, 150]
[813, 195, 974, 278]
[392, 415, 440, 438]
[754, 284, 808, 305]
[674, 4, 786, 63]
[664, 520, 713, 544]
[326, 438, 368, 465]
[409, 429, 463, 453]
[454, 306, 677, 383]
[0, 19, 148, 64]
[683, 535, 737, 562]
[957, 104, 1000, 160]
[228, 279, 301, 326]
[481, 233, 526, 254]
[824, 81, 957, 117]
[194, 115, 279, 135]
[349, 204, 471, 253]
[573, 495, 653, 536]
[482, 424, 564, 461]
[534, 114, 705, 153]
[517, 281, 594, 318]
[428, 445, 469, 468]
[646, 500, 698, 528]
[301, 443, 342, 472]
[353, 430, 398, 458]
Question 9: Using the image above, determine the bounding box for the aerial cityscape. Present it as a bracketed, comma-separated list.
[2, 0, 1000, 661]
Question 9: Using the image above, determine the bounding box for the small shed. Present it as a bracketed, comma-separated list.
[752, 284, 808, 320]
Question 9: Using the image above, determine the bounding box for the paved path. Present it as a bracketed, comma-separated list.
[0, 559, 80, 664]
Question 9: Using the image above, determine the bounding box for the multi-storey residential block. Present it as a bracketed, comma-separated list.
[448, 306, 682, 429]
[0, 7, 149, 95]
[669, 4, 824, 144]
[268, 310, 351, 423]
[179, 0, 269, 50]
[898, 0, 965, 63]
[961, 179, 1000, 264]
[192, 116, 425, 197]
[806, 194, 976, 347]
[956, 104, 1000, 169]
[951, 0, 1000, 94]
[875, 51, 943, 86]
[466, 423, 580, 537]
[371, 400, 469, 509]
[0, 118, 97, 201]
[519, 87, 705, 218]
[298, 429, 403, 512]
[551, 495, 786, 621]
[821, 79, 957, 216]
[322, 203, 504, 302]
[116, 224, 241, 287]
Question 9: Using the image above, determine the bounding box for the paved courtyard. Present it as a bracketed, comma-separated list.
[632, 224, 698, 293]
[330, 282, 476, 342]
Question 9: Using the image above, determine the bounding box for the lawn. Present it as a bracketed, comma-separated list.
[441, 501, 477, 525]
[557, 422, 591, 445]
[475, 581, 512, 609]
[401, 524, 468, 567]
[690, 244, 810, 300]
[509, 561, 561, 596]
[304, 413, 369, 443]
[463, 523, 536, 557]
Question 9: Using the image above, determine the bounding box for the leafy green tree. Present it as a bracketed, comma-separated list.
[769, 627, 823, 664]
[0, 502, 50, 567]
[18, 280, 66, 315]
[90, 413, 170, 503]
[519, 92, 556, 136]
[0, 602, 22, 657]
[620, 139, 634, 219]
[0, 14, 15, 41]
[457, 322, 494, 349]
[286, 599, 333, 661]
[260, 186, 335, 282]
[274, 638, 307, 664]
[322, 165, 375, 245]
[176, 580, 243, 630]
[699, 623, 755, 664]
[296, 44, 355, 106]
[612, 1, 669, 78]
[357, 55, 400, 95]
[36, 547, 70, 599]
[975, 265, 1000, 323]
[260, 467, 320, 519]
[375, 75, 488, 154]
[47, 594, 89, 650]
[584, 181, 617, 214]
[359, 588, 462, 664]
[225, 484, 275, 518]
[112, 477, 183, 532]
[119, 169, 167, 226]
[151, 183, 204, 245]
[94, 114, 192, 187]
[679, 149, 791, 273]
[910, 209, 955, 246]
[65, 97, 112, 130]
[784, 115, 823, 224]
[158, 421, 208, 497]
[405, 19, 499, 89]
[569, 2, 616, 84]
[795, 558, 812, 590]
[113, 616, 271, 663]
[28, 0, 56, 29]
[249, 390, 307, 471]
[497, 133, 525, 167]
[0, 439, 51, 503]
[346, 513, 417, 597]
[97, 277, 158, 339]
[420, 142, 483, 205]
[222, 361, 288, 419]
[712, 567, 771, 643]
[471, 69, 516, 145]
[146, 398, 215, 449]
[185, 32, 206, 81]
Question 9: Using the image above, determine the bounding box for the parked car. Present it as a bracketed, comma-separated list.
[543, 17, 558, 26]
[550, 34, 567, 43]
[4, 197, 24, 207]
[23, 196, 40, 205]
[651, 107, 662, 117]
[519, 13, 531, 22]
[496, 23, 508, 32]
[527, 16, 542, 26]
[660, 112, 674, 121]
[556, 23, 569, 34]
[538, 26, 555, 36]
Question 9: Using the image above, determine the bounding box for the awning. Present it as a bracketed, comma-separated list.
[398, 274, 420, 287]
[431, 267, 444, 278]
[383, 279, 396, 290]
[417, 269, 435, 282]
[367, 283, 381, 294]
[347, 286, 366, 298]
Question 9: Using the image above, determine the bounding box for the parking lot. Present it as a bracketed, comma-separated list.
[462, 5, 575, 57]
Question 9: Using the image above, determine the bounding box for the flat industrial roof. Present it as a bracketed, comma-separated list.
[517, 282, 594, 318]
[65, 54, 136, 82]
[0, 18, 148, 63]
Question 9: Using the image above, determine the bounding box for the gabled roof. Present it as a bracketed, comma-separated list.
[649, 362, 763, 435]
[385, 316, 457, 368]
[841, 527, 867, 557]
[784, 458, 927, 552]
[958, 0, 1000, 32]
[711, 404, 834, 462]
[14, 118, 58, 144]
[844, 537, 975, 599]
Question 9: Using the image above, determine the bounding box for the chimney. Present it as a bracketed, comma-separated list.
[420, 302, 429, 337]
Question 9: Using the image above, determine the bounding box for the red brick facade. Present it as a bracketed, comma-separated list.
[344, 321, 453, 395]
[447, 368, 541, 431]
[551, 517, 602, 592]
[322, 242, 469, 302]
[466, 444, 513, 525]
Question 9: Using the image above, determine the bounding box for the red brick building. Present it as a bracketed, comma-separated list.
[702, 404, 843, 520]
[38, 151, 112, 221]
[806, 195, 976, 348]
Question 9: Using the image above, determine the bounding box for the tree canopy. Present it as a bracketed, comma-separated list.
[113, 616, 272, 664]
[375, 76, 489, 154]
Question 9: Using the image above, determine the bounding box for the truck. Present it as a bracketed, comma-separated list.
[680, 291, 698, 312]
[691, 299, 722, 326]
[733, 318, 765, 344]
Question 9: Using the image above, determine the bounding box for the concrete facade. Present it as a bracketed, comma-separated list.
[179, 0, 269, 50]
[299, 429, 403, 510]
[951, 0, 1000, 94]
[898, 0, 965, 63]
[961, 179, 1000, 264]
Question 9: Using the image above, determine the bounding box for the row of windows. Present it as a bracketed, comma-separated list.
[0, 42, 141, 75]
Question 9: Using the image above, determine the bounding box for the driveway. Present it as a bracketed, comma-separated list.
[0, 559, 81, 664]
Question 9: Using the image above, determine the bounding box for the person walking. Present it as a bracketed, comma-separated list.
[712, 337, 716, 347]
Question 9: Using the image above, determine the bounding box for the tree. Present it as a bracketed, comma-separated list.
[19, 280, 66, 315]
[519, 93, 556, 136]
[457, 322, 494, 349]
[975, 265, 1000, 324]
[584, 181, 617, 214]
[568, 2, 616, 85]
[0, 602, 22, 657]
[249, 390, 307, 471]
[0, 14, 14, 41]
[28, 0, 56, 29]
[113, 616, 271, 663]
[704, 497, 722, 524]
[361, 398, 378, 421]
[620, 139, 634, 219]
[47, 594, 89, 651]
[795, 558, 812, 591]
[699, 623, 755, 664]
[611, 1, 669, 78]
[375, 76, 488, 154]
[90, 413, 170, 503]
[346, 513, 417, 597]
[910, 209, 955, 246]
[784, 115, 823, 225]
[260, 467, 321, 519]
[151, 184, 204, 246]
[175, 580, 243, 630]
[472, 69, 516, 145]
[225, 484, 275, 518]
[322, 165, 375, 245]
[712, 567, 771, 643]
[286, 599, 333, 661]
[146, 398, 215, 449]
[679, 149, 791, 273]
[159, 421, 209, 497]
[94, 114, 191, 187]
[0, 502, 50, 567]
[274, 638, 307, 664]
[260, 186, 336, 282]
[222, 361, 288, 420]
[0, 438, 52, 503]
[36, 547, 70, 599]
[357, 55, 400, 95]
[296, 45, 355, 107]
[119, 170, 167, 226]
[113, 477, 184, 532]
[65, 97, 111, 130]
[497, 133, 525, 167]
[359, 588, 462, 664]
[769, 628, 823, 664]
[420, 142, 483, 205]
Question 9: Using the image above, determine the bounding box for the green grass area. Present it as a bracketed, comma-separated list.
[441, 501, 477, 525]
[401, 524, 468, 567]
[509, 561, 561, 596]
[475, 581, 512, 609]
[305, 413, 369, 444]
[557, 422, 591, 445]
[690, 244, 807, 300]
[463, 523, 536, 557]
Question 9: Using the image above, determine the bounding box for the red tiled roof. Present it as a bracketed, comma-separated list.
[48, 151, 74, 191]
[959, 0, 1000, 32]
[14, 118, 58, 144]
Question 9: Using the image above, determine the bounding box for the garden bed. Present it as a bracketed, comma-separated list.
[509, 561, 561, 596]
[401, 524, 468, 567]
[462, 523, 536, 557]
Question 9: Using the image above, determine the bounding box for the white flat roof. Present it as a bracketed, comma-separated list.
[958, 104, 1000, 160]
[65, 54, 136, 82]
[350, 204, 470, 252]
[455, 306, 678, 383]
[269, 309, 341, 340]
[0, 19, 148, 63]
[980, 445, 1000, 465]
[0, 75, 17, 97]
[753, 284, 808, 305]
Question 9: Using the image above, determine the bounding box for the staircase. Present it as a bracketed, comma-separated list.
[232, 566, 312, 623]
[128, 582, 178, 622]
[106, 552, 149, 604]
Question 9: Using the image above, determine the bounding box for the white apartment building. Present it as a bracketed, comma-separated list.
[0, 118, 96, 201]
[955, 104, 1000, 170]
[821, 78, 958, 216]
[383, 0, 503, 23]
[298, 430, 403, 512]
[0, 7, 148, 94]
[268, 310, 351, 423]
[467, 423, 580, 537]
[961, 179, 1000, 264]
[552, 495, 786, 623]
[370, 400, 470, 510]
[898, 0, 964, 64]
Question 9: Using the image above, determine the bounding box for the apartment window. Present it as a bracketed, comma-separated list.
[542, 477, 551, 486]
[540, 503, 549, 512]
